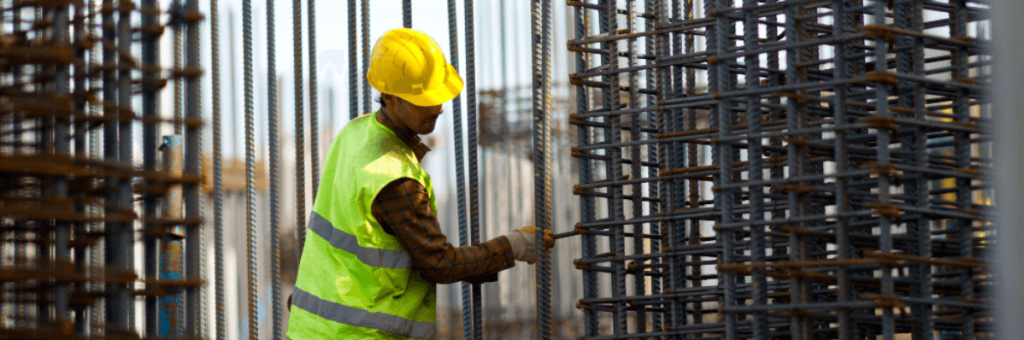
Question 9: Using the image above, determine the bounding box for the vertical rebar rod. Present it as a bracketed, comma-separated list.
[832, 2, 851, 339]
[197, 17, 209, 334]
[625, 0, 646, 335]
[872, 2, 894, 339]
[764, 2, 783, 283]
[269, 0, 282, 338]
[571, 1, 599, 336]
[464, 0, 484, 338]
[533, 0, 553, 338]
[174, 0, 183, 136]
[446, 0, 472, 338]
[683, 0, 701, 330]
[125, 0, 137, 324]
[742, 1, 767, 338]
[952, 2, 974, 339]
[711, 0, 737, 336]
[898, 0, 927, 336]
[242, 0, 258, 336]
[293, 0, 307, 285]
[122, 0, 137, 327]
[403, 0, 411, 28]
[308, 0, 320, 202]
[782, 4, 801, 338]
[668, 0, 685, 333]
[211, 0, 226, 336]
[666, 0, 685, 335]
[643, 0, 662, 332]
[360, 0, 370, 112]
[184, 0, 203, 334]
[101, 0, 117, 329]
[141, 0, 161, 334]
[348, 0, 358, 120]
[909, 2, 933, 338]
[103, 0, 128, 329]
[595, 0, 627, 335]
[542, 0, 554, 332]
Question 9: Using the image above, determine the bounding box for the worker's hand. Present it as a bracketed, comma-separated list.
[506, 226, 555, 264]
[518, 226, 555, 250]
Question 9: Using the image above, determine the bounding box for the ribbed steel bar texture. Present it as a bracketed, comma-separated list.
[173, 0, 184, 136]
[464, 0, 485, 339]
[243, 0, 259, 337]
[566, 0, 994, 338]
[211, 0, 227, 336]
[532, 0, 554, 338]
[644, 0, 663, 335]
[572, 1, 600, 337]
[270, 0, 283, 337]
[624, 0, 645, 334]
[293, 0, 307, 294]
[446, 0, 474, 338]
[361, 0, 370, 114]
[308, 0, 320, 202]
[349, 0, 358, 120]
[403, 0, 412, 28]
[543, 0, 554, 337]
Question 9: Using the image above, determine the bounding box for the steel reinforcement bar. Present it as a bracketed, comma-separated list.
[566, 0, 993, 339]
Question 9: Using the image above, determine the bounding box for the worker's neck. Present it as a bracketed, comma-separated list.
[377, 106, 417, 138]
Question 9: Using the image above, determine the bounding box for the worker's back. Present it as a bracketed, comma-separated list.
[288, 112, 438, 340]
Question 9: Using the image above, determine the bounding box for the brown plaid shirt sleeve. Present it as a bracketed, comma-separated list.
[371, 178, 516, 284]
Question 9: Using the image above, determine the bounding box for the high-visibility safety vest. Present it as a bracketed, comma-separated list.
[287, 111, 437, 340]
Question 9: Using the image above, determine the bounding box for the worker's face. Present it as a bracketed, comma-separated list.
[383, 94, 444, 135]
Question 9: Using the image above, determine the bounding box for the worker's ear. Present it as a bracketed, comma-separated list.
[381, 93, 399, 109]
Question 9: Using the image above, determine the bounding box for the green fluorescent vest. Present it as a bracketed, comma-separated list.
[287, 112, 438, 340]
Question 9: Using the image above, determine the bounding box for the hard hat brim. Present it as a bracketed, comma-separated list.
[373, 63, 464, 108]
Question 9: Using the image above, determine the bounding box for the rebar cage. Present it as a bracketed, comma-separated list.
[568, 0, 992, 339]
[0, 0, 208, 337]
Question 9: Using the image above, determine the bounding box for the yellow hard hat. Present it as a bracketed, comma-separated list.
[367, 28, 463, 107]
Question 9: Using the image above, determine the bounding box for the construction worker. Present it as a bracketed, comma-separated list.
[286, 28, 556, 340]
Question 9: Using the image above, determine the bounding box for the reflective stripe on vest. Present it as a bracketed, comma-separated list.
[308, 211, 411, 269]
[292, 287, 436, 339]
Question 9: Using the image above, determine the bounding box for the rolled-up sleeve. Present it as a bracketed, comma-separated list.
[371, 178, 516, 284]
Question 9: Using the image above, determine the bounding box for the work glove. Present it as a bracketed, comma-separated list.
[505, 226, 555, 264]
